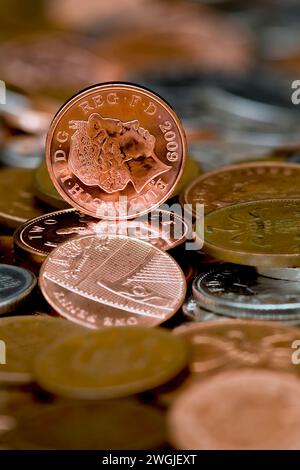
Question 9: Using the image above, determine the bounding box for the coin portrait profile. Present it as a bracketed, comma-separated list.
[69, 113, 171, 194]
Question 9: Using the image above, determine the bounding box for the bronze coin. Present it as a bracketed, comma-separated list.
[169, 369, 300, 450]
[182, 162, 300, 217]
[39, 234, 186, 328]
[46, 83, 186, 219]
[14, 208, 189, 267]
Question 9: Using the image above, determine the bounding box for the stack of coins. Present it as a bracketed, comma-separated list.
[180, 163, 300, 326]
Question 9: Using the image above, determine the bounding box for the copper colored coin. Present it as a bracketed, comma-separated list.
[181, 162, 300, 217]
[14, 208, 189, 268]
[169, 369, 300, 450]
[46, 83, 186, 219]
[39, 234, 186, 328]
[0, 168, 48, 229]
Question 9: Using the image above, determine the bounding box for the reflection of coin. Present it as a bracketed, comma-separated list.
[192, 264, 300, 320]
[182, 162, 300, 217]
[46, 83, 186, 219]
[34, 327, 188, 399]
[174, 319, 300, 378]
[33, 162, 69, 209]
[0, 316, 82, 384]
[169, 369, 300, 450]
[0, 265, 36, 314]
[39, 234, 186, 328]
[202, 198, 300, 267]
[14, 208, 189, 268]
[9, 400, 166, 450]
[0, 168, 49, 228]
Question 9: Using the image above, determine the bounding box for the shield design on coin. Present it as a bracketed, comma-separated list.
[68, 113, 171, 194]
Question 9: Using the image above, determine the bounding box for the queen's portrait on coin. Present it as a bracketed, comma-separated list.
[68, 113, 171, 194]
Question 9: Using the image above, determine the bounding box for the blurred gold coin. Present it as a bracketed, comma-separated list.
[0, 316, 83, 385]
[33, 162, 69, 209]
[9, 399, 166, 450]
[202, 198, 300, 267]
[34, 327, 188, 399]
[0, 168, 49, 228]
[182, 162, 300, 217]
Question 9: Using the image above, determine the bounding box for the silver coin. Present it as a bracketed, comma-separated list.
[192, 263, 300, 320]
[0, 264, 36, 314]
[258, 267, 300, 282]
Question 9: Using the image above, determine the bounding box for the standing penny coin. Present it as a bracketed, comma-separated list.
[46, 83, 186, 219]
[34, 327, 188, 399]
[202, 198, 300, 267]
[14, 208, 189, 268]
[169, 369, 300, 450]
[0, 168, 49, 229]
[0, 316, 83, 384]
[39, 234, 186, 328]
[182, 162, 300, 217]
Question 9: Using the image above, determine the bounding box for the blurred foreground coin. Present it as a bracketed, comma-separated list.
[39, 234, 186, 328]
[0, 316, 82, 384]
[34, 327, 188, 399]
[8, 400, 166, 450]
[169, 369, 300, 449]
[174, 319, 300, 378]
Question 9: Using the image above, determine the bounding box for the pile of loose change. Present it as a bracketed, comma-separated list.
[2, 3, 300, 445]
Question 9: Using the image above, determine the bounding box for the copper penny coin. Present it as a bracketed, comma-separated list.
[169, 369, 300, 450]
[14, 208, 189, 268]
[181, 162, 300, 217]
[39, 234, 186, 328]
[46, 83, 186, 219]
